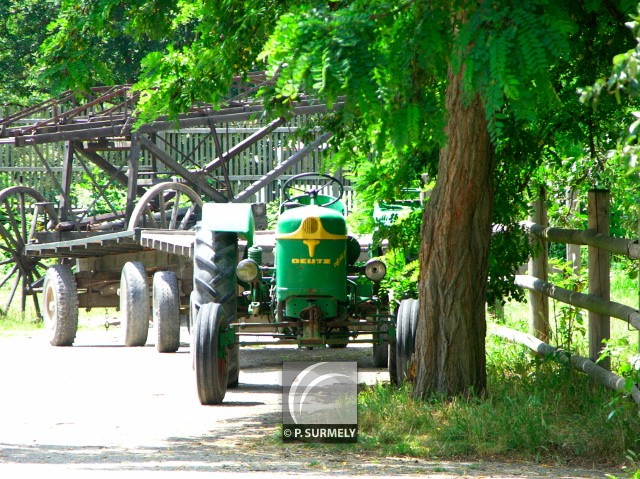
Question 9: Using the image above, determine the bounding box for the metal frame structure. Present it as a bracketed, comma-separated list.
[0, 74, 338, 316]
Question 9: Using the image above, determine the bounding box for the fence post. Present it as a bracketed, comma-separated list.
[528, 187, 549, 341]
[566, 188, 581, 275]
[588, 189, 610, 370]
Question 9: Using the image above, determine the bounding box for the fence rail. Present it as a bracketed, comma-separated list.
[515, 274, 640, 331]
[491, 325, 640, 406]
[0, 119, 346, 207]
[521, 220, 640, 259]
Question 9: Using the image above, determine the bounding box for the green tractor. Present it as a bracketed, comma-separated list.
[190, 173, 400, 404]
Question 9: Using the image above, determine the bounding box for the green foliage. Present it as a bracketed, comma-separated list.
[133, 0, 297, 125]
[35, 0, 171, 93]
[576, 6, 640, 245]
[0, 0, 59, 104]
[20, 0, 640, 381]
[374, 207, 423, 259]
[259, 1, 448, 215]
[380, 251, 419, 303]
[599, 337, 640, 416]
[486, 224, 531, 306]
[73, 167, 128, 216]
[457, 0, 575, 140]
[548, 258, 588, 353]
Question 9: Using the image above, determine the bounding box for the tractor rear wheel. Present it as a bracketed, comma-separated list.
[120, 261, 150, 347]
[153, 271, 180, 353]
[195, 302, 228, 404]
[396, 298, 418, 382]
[388, 340, 398, 385]
[193, 225, 239, 388]
[42, 265, 79, 347]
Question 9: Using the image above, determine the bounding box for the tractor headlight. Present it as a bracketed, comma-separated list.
[364, 259, 386, 282]
[236, 259, 260, 282]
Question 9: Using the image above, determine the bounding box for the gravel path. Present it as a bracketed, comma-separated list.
[0, 326, 623, 478]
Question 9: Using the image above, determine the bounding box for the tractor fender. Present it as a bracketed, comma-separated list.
[200, 203, 255, 246]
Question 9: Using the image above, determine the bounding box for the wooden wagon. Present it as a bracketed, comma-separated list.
[0, 75, 340, 348]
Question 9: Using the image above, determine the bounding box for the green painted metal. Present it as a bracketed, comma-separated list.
[200, 202, 255, 245]
[373, 188, 422, 226]
[285, 297, 337, 319]
[218, 327, 236, 359]
[276, 204, 347, 318]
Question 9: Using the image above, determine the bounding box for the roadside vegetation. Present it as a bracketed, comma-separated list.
[0, 310, 40, 334]
[358, 339, 640, 469]
[357, 261, 640, 471]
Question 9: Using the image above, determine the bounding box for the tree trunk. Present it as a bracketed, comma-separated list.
[413, 66, 495, 399]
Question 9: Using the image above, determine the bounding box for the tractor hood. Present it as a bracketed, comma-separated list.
[276, 205, 347, 238]
[275, 205, 348, 317]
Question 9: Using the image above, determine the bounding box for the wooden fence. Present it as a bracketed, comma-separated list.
[503, 189, 640, 405]
[0, 126, 337, 203]
[518, 189, 639, 361]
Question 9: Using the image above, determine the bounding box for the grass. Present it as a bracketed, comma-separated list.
[0, 309, 42, 334]
[354, 263, 640, 469]
[0, 300, 117, 336]
[357, 341, 640, 467]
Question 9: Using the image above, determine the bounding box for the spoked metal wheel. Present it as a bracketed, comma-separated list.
[0, 186, 58, 317]
[128, 182, 203, 230]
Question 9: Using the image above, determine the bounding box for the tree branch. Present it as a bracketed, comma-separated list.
[602, 0, 627, 27]
[369, 0, 415, 21]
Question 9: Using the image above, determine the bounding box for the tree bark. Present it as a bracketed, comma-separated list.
[413, 66, 495, 399]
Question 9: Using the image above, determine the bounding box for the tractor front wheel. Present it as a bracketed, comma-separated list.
[195, 302, 228, 404]
[372, 320, 390, 368]
[388, 339, 398, 385]
[227, 343, 239, 388]
[193, 225, 239, 389]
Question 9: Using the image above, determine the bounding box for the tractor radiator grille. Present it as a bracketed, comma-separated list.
[301, 217, 319, 234]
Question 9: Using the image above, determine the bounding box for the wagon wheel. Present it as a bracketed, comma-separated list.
[0, 186, 59, 317]
[128, 182, 204, 230]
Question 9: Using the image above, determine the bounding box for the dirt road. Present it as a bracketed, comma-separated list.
[0, 325, 619, 478]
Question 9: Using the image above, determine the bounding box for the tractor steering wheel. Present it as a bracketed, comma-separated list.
[282, 173, 344, 207]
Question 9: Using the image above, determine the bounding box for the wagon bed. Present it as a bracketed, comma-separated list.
[24, 229, 375, 263]
[24, 229, 278, 261]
